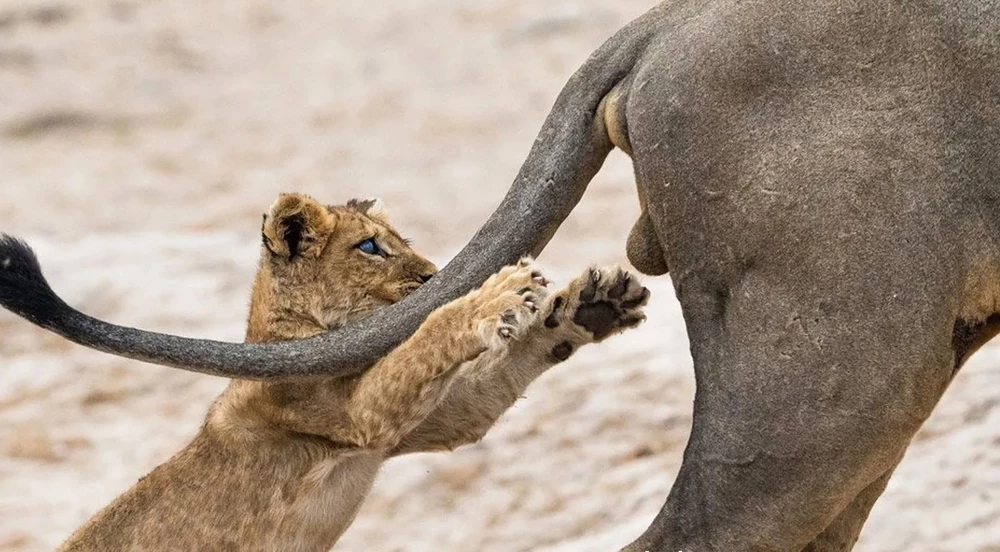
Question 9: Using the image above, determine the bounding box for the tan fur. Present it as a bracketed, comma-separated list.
[58, 193, 649, 552]
[957, 252, 1000, 324]
[602, 83, 632, 156]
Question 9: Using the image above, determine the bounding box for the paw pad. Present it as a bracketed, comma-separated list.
[544, 296, 565, 328]
[551, 341, 574, 362]
[567, 266, 649, 341]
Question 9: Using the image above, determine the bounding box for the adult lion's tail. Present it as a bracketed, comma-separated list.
[0, 236, 72, 331]
[0, 235, 304, 377]
[0, 11, 656, 380]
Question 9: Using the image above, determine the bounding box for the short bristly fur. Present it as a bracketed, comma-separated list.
[58, 193, 649, 552]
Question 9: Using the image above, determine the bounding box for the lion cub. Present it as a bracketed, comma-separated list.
[59, 193, 650, 552]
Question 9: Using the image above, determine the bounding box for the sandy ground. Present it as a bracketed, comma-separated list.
[0, 1, 997, 550]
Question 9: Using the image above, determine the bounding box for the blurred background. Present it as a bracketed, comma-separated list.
[0, 1, 997, 550]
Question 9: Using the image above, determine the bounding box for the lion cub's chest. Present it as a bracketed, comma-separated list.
[272, 452, 383, 552]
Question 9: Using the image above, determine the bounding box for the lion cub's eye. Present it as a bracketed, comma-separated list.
[356, 238, 383, 257]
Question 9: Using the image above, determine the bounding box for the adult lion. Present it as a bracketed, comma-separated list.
[1, 1, 998, 550]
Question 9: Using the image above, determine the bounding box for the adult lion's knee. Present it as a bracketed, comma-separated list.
[626, 211, 668, 276]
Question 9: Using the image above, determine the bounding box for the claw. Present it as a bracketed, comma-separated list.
[608, 272, 630, 299]
[617, 312, 647, 329]
[580, 270, 599, 302]
[622, 287, 651, 309]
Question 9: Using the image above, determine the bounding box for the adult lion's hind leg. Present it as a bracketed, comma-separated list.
[802, 279, 1000, 550]
[799, 461, 899, 552]
[621, 266, 959, 552]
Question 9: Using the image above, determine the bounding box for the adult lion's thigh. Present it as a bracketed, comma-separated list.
[800, 459, 899, 552]
[625, 269, 958, 552]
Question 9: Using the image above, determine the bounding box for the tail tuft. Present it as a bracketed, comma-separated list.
[0, 234, 71, 329]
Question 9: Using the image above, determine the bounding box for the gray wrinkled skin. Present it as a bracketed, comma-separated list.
[614, 1, 1000, 551]
[0, 1, 997, 549]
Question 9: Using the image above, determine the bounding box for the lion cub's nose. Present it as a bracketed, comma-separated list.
[419, 273, 434, 284]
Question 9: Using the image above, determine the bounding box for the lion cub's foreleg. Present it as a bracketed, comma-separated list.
[393, 265, 650, 454]
[344, 260, 548, 450]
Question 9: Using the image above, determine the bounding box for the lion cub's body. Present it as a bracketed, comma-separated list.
[59, 194, 649, 552]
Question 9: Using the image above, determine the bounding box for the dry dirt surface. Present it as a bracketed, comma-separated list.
[0, 1, 997, 551]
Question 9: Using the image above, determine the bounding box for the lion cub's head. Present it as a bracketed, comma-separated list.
[247, 193, 438, 343]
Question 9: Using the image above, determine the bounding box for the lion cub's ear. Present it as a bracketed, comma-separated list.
[346, 197, 389, 223]
[262, 193, 335, 261]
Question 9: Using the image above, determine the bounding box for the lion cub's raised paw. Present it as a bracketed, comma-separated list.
[545, 265, 650, 342]
[471, 257, 551, 350]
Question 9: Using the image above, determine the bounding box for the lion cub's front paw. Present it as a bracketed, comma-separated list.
[546, 266, 650, 342]
[473, 257, 551, 350]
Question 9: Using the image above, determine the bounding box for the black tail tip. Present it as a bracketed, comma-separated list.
[0, 233, 69, 327]
[0, 233, 46, 283]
